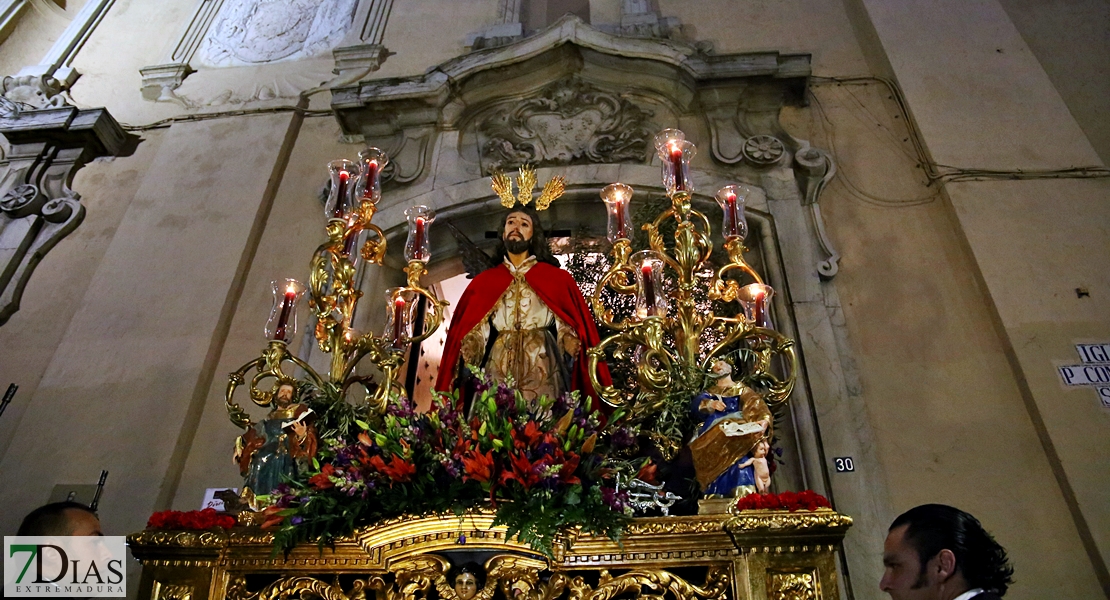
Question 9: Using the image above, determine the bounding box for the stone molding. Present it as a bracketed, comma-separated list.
[0, 0, 28, 45]
[0, 105, 131, 325]
[332, 16, 809, 189]
[16, 0, 116, 88]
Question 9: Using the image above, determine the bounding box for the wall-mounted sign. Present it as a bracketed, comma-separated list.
[1058, 343, 1110, 409]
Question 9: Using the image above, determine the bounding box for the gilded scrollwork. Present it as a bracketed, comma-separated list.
[227, 575, 369, 600]
[726, 509, 853, 533]
[584, 566, 731, 600]
[127, 530, 227, 548]
[622, 518, 728, 536]
[766, 570, 818, 600]
[152, 582, 194, 600]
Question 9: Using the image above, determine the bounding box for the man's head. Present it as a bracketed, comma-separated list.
[17, 501, 102, 536]
[881, 504, 1012, 600]
[494, 204, 560, 267]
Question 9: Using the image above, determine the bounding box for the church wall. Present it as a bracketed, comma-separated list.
[998, 0, 1110, 165]
[847, 0, 1110, 596]
[784, 81, 1106, 599]
[0, 127, 165, 472]
[0, 112, 303, 539]
[0, 1, 1106, 600]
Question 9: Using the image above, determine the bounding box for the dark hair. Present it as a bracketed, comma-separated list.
[492, 204, 560, 268]
[17, 501, 98, 536]
[891, 504, 1013, 595]
[450, 561, 485, 588]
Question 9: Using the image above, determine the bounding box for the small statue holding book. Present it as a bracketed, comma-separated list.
[234, 380, 317, 504]
[688, 360, 773, 497]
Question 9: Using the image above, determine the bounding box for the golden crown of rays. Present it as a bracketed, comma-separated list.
[491, 165, 566, 211]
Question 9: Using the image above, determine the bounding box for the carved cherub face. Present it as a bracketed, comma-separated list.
[454, 572, 478, 600]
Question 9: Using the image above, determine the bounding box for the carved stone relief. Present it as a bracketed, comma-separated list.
[0, 75, 69, 113]
[478, 77, 654, 172]
[195, 0, 358, 67]
[142, 0, 391, 104]
[701, 85, 840, 279]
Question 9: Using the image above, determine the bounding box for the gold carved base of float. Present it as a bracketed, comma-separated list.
[128, 510, 851, 600]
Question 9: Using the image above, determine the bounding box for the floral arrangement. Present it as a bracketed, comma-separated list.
[263, 373, 640, 557]
[734, 490, 831, 512]
[146, 508, 237, 530]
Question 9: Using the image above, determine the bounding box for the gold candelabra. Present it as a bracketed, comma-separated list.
[226, 148, 448, 426]
[587, 129, 798, 453]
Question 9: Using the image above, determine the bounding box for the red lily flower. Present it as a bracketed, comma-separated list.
[369, 454, 417, 483]
[501, 452, 542, 490]
[308, 463, 336, 490]
[558, 451, 581, 485]
[521, 421, 544, 447]
[461, 449, 495, 483]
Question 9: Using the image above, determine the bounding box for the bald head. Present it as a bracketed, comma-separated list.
[17, 501, 102, 536]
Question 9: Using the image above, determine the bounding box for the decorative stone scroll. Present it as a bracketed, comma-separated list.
[0, 106, 131, 325]
[479, 77, 654, 172]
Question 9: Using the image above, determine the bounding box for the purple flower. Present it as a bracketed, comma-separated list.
[291, 516, 304, 525]
[495, 384, 515, 411]
[554, 393, 572, 414]
[611, 427, 635, 450]
[601, 487, 629, 511]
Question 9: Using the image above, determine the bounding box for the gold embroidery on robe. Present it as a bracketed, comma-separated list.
[463, 257, 578, 402]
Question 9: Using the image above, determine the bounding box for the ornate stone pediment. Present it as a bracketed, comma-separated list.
[479, 77, 654, 172]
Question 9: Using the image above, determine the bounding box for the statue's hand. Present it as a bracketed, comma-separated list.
[290, 421, 308, 440]
[709, 399, 727, 412]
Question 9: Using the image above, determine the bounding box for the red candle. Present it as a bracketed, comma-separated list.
[413, 216, 426, 260]
[273, 286, 297, 340]
[725, 192, 739, 238]
[641, 263, 657, 315]
[751, 289, 767, 328]
[613, 200, 626, 239]
[342, 217, 358, 256]
[669, 145, 685, 191]
[365, 161, 379, 197]
[333, 170, 350, 218]
[391, 295, 406, 346]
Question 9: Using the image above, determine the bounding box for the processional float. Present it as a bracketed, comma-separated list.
[129, 130, 852, 600]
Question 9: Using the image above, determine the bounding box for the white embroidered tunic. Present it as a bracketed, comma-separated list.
[460, 257, 580, 401]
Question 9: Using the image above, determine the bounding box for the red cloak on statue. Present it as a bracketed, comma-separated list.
[434, 261, 613, 413]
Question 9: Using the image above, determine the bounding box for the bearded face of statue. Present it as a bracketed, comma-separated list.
[275, 384, 295, 407]
[502, 210, 534, 255]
